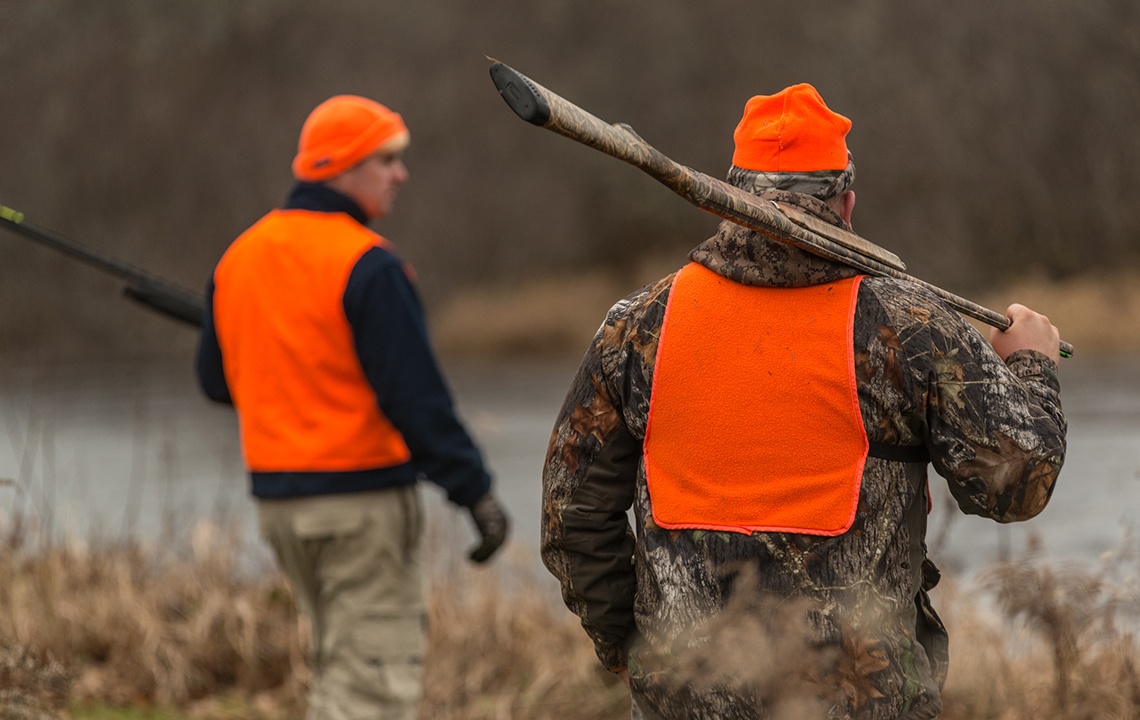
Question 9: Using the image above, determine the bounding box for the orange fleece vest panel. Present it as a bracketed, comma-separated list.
[212, 209, 412, 473]
[644, 263, 867, 536]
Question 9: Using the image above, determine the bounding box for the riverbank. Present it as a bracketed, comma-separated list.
[3, 518, 1139, 720]
[432, 267, 1140, 358]
[1, 269, 1136, 719]
[3, 351, 1134, 582]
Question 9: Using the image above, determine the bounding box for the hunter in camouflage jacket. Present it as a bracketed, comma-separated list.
[540, 189, 1067, 720]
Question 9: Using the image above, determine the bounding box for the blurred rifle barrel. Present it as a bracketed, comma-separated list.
[488, 61, 1073, 359]
[0, 204, 205, 328]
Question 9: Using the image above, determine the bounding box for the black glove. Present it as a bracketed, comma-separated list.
[467, 492, 509, 563]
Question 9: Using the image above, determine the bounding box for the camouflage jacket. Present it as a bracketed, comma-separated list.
[540, 190, 1066, 720]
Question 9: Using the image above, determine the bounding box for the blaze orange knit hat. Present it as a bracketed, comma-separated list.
[292, 95, 410, 182]
[732, 84, 851, 173]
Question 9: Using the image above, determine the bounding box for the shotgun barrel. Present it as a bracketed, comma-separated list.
[0, 204, 205, 327]
[489, 61, 1074, 358]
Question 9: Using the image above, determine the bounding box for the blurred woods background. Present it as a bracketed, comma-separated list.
[0, 0, 1137, 362]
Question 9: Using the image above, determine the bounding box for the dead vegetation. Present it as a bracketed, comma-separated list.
[434, 264, 1140, 359]
[974, 270, 1140, 356]
[2, 514, 1139, 720]
[1, 1, 1138, 363]
[0, 518, 625, 720]
[939, 542, 1140, 720]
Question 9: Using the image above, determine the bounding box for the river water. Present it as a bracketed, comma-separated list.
[0, 354, 1137, 581]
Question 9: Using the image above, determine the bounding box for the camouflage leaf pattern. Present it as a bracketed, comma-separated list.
[726, 157, 856, 200]
[541, 191, 1066, 720]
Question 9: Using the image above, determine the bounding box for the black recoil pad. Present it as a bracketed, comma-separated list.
[489, 62, 550, 126]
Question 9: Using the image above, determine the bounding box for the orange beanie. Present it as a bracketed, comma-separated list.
[292, 95, 410, 182]
[731, 84, 851, 173]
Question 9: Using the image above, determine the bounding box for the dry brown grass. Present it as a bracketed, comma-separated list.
[974, 269, 1140, 356]
[2, 516, 1139, 720]
[0, 518, 625, 720]
[5, 0, 1140, 365]
[421, 552, 629, 720]
[0, 517, 305, 719]
[937, 545, 1140, 720]
[435, 266, 1140, 360]
[430, 251, 684, 359]
[431, 270, 628, 358]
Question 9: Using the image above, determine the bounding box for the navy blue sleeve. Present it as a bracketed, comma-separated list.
[343, 247, 492, 507]
[194, 276, 233, 405]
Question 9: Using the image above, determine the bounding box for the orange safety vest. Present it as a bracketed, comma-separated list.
[212, 209, 412, 473]
[644, 263, 868, 536]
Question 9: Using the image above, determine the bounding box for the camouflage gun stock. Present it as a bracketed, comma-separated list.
[488, 61, 1073, 358]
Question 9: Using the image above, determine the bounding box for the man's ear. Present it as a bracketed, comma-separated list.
[838, 190, 855, 225]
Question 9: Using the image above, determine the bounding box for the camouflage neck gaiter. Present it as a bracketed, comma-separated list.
[689, 189, 860, 288]
[726, 155, 856, 201]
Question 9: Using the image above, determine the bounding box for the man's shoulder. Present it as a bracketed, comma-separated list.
[856, 275, 1002, 367]
[605, 272, 677, 324]
[343, 246, 417, 312]
[591, 272, 678, 374]
[858, 275, 960, 323]
[350, 243, 404, 277]
[244, 210, 395, 257]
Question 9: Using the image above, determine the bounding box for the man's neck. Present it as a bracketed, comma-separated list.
[283, 182, 370, 226]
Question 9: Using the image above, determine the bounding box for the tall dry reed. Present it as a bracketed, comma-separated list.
[938, 541, 1140, 720]
[421, 553, 629, 720]
[0, 516, 306, 718]
[0, 516, 626, 720]
[2, 515, 1139, 719]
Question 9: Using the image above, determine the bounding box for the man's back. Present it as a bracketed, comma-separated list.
[195, 94, 508, 720]
[212, 209, 412, 473]
[541, 195, 1065, 718]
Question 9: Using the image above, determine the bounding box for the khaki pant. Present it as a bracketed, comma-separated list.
[258, 486, 425, 720]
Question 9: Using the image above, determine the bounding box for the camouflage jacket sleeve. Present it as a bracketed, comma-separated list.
[540, 277, 670, 672]
[865, 277, 1067, 521]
